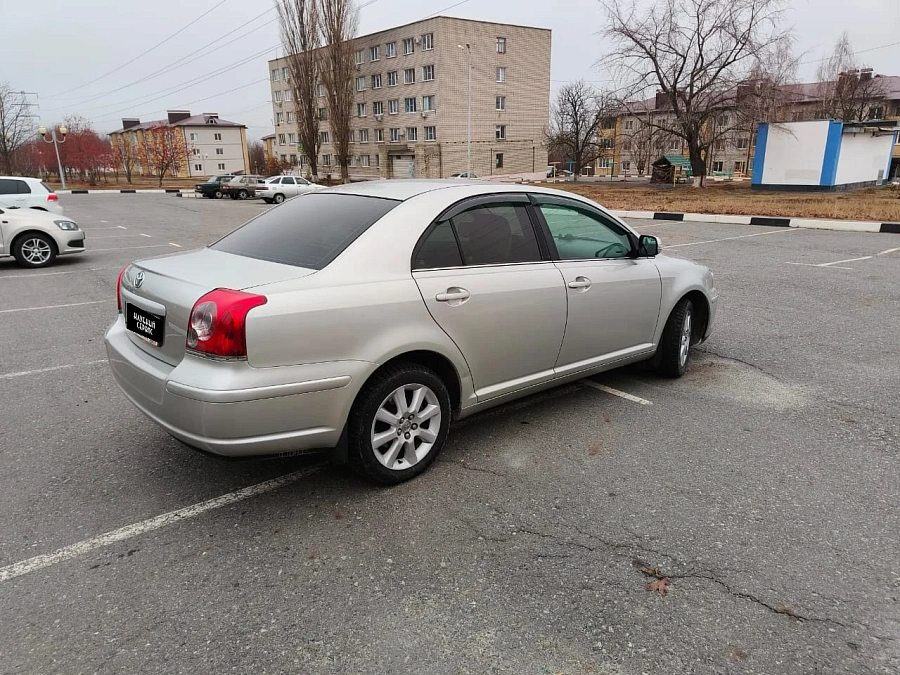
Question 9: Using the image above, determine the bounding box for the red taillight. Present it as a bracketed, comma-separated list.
[186, 289, 267, 358]
[116, 266, 128, 312]
[47, 193, 59, 202]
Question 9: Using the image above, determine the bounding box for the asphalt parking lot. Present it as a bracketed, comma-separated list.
[1, 193, 898, 675]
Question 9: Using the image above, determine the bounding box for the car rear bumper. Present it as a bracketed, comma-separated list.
[105, 317, 371, 457]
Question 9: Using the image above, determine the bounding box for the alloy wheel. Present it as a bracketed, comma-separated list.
[370, 384, 442, 471]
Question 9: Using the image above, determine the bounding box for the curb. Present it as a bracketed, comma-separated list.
[56, 189, 192, 195]
[608, 210, 900, 234]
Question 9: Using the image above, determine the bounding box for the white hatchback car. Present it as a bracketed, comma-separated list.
[0, 207, 84, 267]
[0, 176, 64, 215]
[257, 176, 320, 204]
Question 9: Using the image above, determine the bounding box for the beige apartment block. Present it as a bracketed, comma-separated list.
[268, 16, 551, 179]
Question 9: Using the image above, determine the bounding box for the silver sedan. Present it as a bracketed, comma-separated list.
[105, 180, 717, 484]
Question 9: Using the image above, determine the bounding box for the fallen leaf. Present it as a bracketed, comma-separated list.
[640, 566, 665, 579]
[334, 509, 345, 521]
[588, 442, 603, 456]
[648, 577, 670, 596]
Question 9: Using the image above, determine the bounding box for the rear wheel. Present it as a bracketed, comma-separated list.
[658, 298, 694, 378]
[13, 233, 57, 268]
[238, 189, 249, 200]
[348, 364, 451, 484]
[273, 193, 285, 204]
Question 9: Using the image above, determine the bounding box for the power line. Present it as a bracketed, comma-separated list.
[47, 0, 228, 98]
[798, 39, 900, 66]
[422, 0, 473, 18]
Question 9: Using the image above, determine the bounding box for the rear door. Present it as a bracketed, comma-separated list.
[412, 195, 567, 402]
[280, 176, 298, 196]
[531, 195, 662, 375]
[0, 179, 27, 209]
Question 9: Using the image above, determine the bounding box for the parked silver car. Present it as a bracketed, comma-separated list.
[256, 175, 320, 204]
[106, 180, 717, 483]
[0, 207, 84, 268]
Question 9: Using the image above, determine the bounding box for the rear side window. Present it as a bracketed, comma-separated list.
[415, 221, 463, 269]
[16, 180, 32, 194]
[0, 179, 16, 195]
[452, 204, 541, 266]
[212, 192, 400, 269]
[40, 182, 54, 193]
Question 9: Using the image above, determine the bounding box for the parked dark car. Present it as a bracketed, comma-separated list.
[194, 175, 234, 199]
[222, 175, 266, 200]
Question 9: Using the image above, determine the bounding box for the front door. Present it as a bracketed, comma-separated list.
[412, 196, 567, 402]
[531, 196, 662, 375]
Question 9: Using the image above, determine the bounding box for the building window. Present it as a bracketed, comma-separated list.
[320, 131, 329, 144]
[407, 127, 418, 141]
[712, 161, 724, 172]
[361, 154, 371, 167]
[272, 69, 280, 81]
[496, 37, 506, 53]
[390, 128, 400, 142]
[372, 73, 382, 89]
[279, 133, 286, 145]
[370, 45, 380, 61]
[281, 154, 287, 162]
[218, 163, 226, 170]
[277, 112, 284, 124]
[359, 129, 369, 143]
[422, 33, 433, 50]
[386, 41, 396, 58]
[274, 90, 282, 103]
[288, 133, 296, 144]
[189, 132, 199, 141]
[375, 128, 384, 142]
[286, 112, 293, 123]
[714, 139, 725, 151]
[495, 153, 504, 168]
[717, 115, 729, 126]
[496, 95, 506, 111]
[356, 76, 366, 91]
[404, 97, 417, 113]
[376, 154, 380, 168]
[404, 68, 415, 84]
[387, 71, 398, 86]
[284, 89, 291, 101]
[736, 137, 749, 150]
[734, 161, 746, 173]
[622, 140, 632, 151]
[598, 158, 612, 168]
[373, 101, 384, 116]
[317, 83, 326, 97]
[357, 102, 367, 117]
[318, 107, 328, 121]
[670, 139, 680, 150]
[290, 153, 297, 164]
[495, 125, 506, 140]
[423, 64, 434, 81]
[496, 67, 506, 82]
[389, 99, 399, 114]
[282, 67, 288, 81]
[322, 154, 332, 167]
[194, 163, 202, 172]
[624, 120, 633, 130]
[214, 132, 222, 141]
[425, 125, 436, 141]
[355, 49, 364, 65]
[598, 138, 614, 150]
[193, 148, 200, 156]
[422, 95, 435, 111]
[349, 130, 355, 143]
[403, 38, 414, 55]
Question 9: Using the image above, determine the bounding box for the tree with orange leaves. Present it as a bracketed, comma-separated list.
[139, 124, 191, 186]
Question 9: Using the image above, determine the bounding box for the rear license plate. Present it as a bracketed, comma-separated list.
[125, 303, 165, 347]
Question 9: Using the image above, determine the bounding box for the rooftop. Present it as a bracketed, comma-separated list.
[108, 111, 246, 135]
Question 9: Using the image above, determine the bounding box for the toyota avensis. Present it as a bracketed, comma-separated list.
[106, 180, 717, 484]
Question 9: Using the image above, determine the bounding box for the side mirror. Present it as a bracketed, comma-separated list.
[638, 235, 660, 257]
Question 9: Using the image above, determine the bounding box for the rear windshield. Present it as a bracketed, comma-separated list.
[211, 192, 400, 269]
[40, 182, 54, 193]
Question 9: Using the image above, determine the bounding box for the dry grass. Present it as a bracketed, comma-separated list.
[46, 176, 201, 191]
[549, 180, 900, 222]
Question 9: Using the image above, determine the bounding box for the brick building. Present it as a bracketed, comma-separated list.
[267, 16, 551, 179]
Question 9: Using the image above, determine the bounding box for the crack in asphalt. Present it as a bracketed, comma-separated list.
[695, 348, 784, 381]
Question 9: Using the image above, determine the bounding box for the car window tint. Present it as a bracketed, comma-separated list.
[538, 204, 632, 260]
[414, 221, 463, 269]
[212, 193, 400, 269]
[283, 177, 296, 185]
[297, 178, 309, 185]
[451, 204, 541, 265]
[0, 179, 15, 195]
[269, 177, 281, 184]
[15, 181, 31, 194]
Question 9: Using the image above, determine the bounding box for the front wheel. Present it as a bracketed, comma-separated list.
[657, 298, 694, 378]
[348, 364, 451, 484]
[13, 233, 57, 268]
[213, 190, 223, 199]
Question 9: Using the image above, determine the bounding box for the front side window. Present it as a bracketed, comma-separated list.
[452, 204, 542, 266]
[537, 203, 632, 260]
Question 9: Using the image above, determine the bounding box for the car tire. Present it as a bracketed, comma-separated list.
[273, 193, 285, 204]
[229, 194, 238, 200]
[262, 199, 272, 204]
[657, 297, 694, 378]
[13, 232, 58, 268]
[214, 190, 223, 199]
[238, 189, 249, 200]
[347, 363, 451, 485]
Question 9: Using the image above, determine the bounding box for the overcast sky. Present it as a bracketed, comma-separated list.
[3, 0, 897, 141]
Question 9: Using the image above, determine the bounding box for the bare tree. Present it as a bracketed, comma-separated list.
[111, 132, 138, 184]
[139, 124, 192, 187]
[0, 84, 35, 174]
[248, 140, 266, 174]
[816, 32, 886, 122]
[602, 0, 793, 186]
[319, 0, 357, 183]
[545, 81, 614, 181]
[278, 0, 322, 179]
[620, 107, 663, 176]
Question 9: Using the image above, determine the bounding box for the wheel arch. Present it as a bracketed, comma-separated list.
[11, 229, 59, 255]
[681, 290, 710, 344]
[362, 349, 464, 417]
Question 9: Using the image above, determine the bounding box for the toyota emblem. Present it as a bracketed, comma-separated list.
[134, 271, 144, 288]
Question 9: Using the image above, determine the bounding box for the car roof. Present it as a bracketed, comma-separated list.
[0, 175, 43, 183]
[319, 179, 604, 205]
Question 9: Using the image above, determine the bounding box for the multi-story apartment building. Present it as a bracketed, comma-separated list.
[267, 16, 551, 179]
[108, 111, 250, 178]
[601, 74, 900, 180]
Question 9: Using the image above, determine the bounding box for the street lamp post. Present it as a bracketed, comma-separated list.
[38, 124, 67, 190]
[457, 43, 471, 176]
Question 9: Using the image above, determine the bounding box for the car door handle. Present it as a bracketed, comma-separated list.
[435, 288, 471, 303]
[567, 277, 592, 290]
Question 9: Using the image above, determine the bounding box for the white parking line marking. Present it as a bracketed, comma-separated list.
[0, 466, 323, 583]
[785, 262, 854, 270]
[100, 220, 108, 223]
[117, 226, 127, 230]
[0, 300, 109, 314]
[90, 244, 173, 252]
[665, 229, 797, 248]
[580, 380, 652, 405]
[818, 256, 872, 267]
[0, 267, 120, 280]
[0, 360, 107, 380]
[84, 234, 145, 240]
[169, 242, 182, 247]
[140, 233, 152, 238]
[877, 246, 900, 256]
